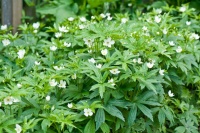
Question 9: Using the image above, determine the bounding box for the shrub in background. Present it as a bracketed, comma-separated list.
[0, 3, 200, 133]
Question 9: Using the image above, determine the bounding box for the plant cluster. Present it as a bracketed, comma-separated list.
[0, 3, 200, 133]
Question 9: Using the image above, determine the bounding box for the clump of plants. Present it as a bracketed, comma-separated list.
[0, 3, 200, 133]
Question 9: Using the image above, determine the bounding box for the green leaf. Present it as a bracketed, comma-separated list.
[84, 119, 95, 133]
[41, 119, 51, 133]
[95, 109, 105, 130]
[104, 105, 125, 121]
[127, 105, 137, 126]
[137, 103, 153, 121]
[158, 108, 165, 125]
[175, 126, 186, 133]
[100, 123, 110, 133]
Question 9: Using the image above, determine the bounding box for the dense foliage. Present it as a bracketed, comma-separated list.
[0, 3, 200, 133]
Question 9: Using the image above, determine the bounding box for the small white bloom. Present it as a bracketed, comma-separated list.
[33, 30, 38, 33]
[46, 95, 50, 101]
[133, 59, 137, 63]
[2, 39, 11, 46]
[17, 49, 26, 59]
[159, 69, 165, 76]
[103, 37, 115, 47]
[79, 24, 85, 29]
[33, 22, 40, 29]
[88, 58, 96, 63]
[186, 21, 191, 25]
[49, 79, 58, 87]
[13, 97, 20, 103]
[67, 103, 73, 108]
[169, 41, 175, 46]
[110, 68, 120, 75]
[64, 42, 71, 47]
[53, 66, 61, 70]
[106, 13, 111, 16]
[4, 96, 14, 105]
[142, 26, 148, 31]
[71, 73, 77, 79]
[155, 8, 162, 14]
[107, 16, 112, 21]
[58, 80, 66, 88]
[128, 3, 132, 7]
[17, 84, 22, 88]
[83, 38, 94, 47]
[121, 18, 128, 23]
[91, 16, 95, 19]
[84, 108, 93, 117]
[147, 62, 154, 68]
[154, 16, 161, 23]
[50, 46, 57, 51]
[108, 78, 115, 86]
[168, 90, 174, 97]
[179, 6, 186, 12]
[0, 102, 1, 107]
[137, 58, 143, 64]
[96, 64, 102, 69]
[15, 124, 22, 133]
[190, 33, 199, 40]
[1, 25, 7, 30]
[59, 26, 68, 32]
[176, 46, 182, 53]
[68, 17, 74, 21]
[34, 61, 40, 65]
[55, 32, 62, 38]
[101, 49, 108, 56]
[163, 28, 167, 34]
[80, 17, 86, 22]
[100, 13, 106, 18]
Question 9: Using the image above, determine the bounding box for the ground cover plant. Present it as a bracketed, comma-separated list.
[0, 3, 200, 133]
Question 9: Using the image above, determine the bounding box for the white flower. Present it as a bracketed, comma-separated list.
[17, 84, 22, 88]
[168, 90, 174, 97]
[33, 30, 38, 33]
[107, 16, 112, 21]
[71, 73, 77, 79]
[101, 49, 108, 56]
[2, 39, 11, 46]
[137, 58, 143, 64]
[128, 3, 132, 7]
[83, 38, 94, 47]
[91, 16, 95, 19]
[190, 33, 199, 40]
[68, 17, 74, 21]
[67, 103, 73, 108]
[159, 69, 165, 76]
[53, 66, 62, 70]
[103, 37, 115, 47]
[106, 13, 111, 16]
[169, 41, 175, 46]
[110, 68, 120, 75]
[142, 26, 148, 31]
[108, 78, 115, 86]
[34, 61, 40, 65]
[4, 96, 14, 105]
[186, 21, 191, 25]
[147, 61, 154, 68]
[17, 49, 26, 59]
[100, 13, 106, 18]
[84, 108, 93, 117]
[1, 25, 7, 30]
[46, 95, 50, 101]
[121, 18, 128, 23]
[154, 16, 161, 23]
[133, 59, 137, 63]
[64, 42, 71, 47]
[0, 102, 1, 107]
[33, 22, 40, 29]
[163, 28, 167, 34]
[176, 46, 182, 53]
[79, 24, 85, 29]
[59, 26, 68, 32]
[49, 79, 57, 87]
[96, 64, 102, 69]
[50, 46, 57, 51]
[13, 98, 20, 103]
[15, 124, 22, 133]
[55, 32, 62, 38]
[88, 58, 96, 63]
[58, 80, 66, 88]
[155, 8, 162, 14]
[179, 6, 186, 12]
[80, 17, 86, 22]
